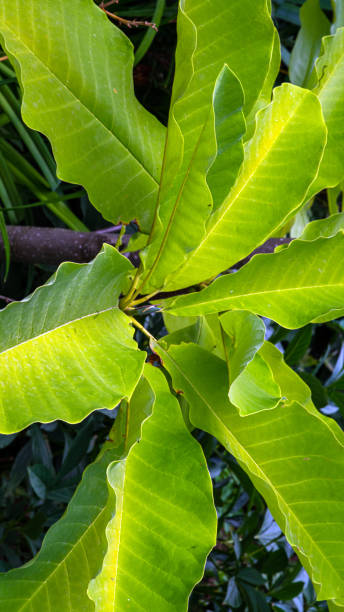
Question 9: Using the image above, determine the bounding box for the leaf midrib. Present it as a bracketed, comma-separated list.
[173, 90, 316, 279]
[170, 281, 344, 313]
[1, 20, 159, 186]
[0, 306, 121, 356]
[157, 343, 344, 595]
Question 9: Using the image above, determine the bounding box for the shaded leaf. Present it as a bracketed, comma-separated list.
[0, 0, 165, 231]
[289, 0, 330, 87]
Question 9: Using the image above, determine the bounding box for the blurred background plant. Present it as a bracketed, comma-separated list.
[0, 1, 342, 609]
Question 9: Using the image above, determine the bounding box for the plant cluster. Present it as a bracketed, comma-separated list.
[0, 0, 344, 610]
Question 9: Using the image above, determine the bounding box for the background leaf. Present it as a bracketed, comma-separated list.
[0, 0, 166, 232]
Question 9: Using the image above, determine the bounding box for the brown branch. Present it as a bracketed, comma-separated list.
[0, 226, 126, 266]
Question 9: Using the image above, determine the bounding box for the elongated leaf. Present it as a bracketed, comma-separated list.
[139, 0, 274, 292]
[155, 342, 344, 605]
[141, 65, 245, 292]
[0, 377, 153, 611]
[0, 0, 165, 231]
[163, 84, 327, 290]
[165, 234, 344, 328]
[0, 246, 145, 433]
[289, 0, 330, 87]
[88, 365, 217, 611]
[308, 28, 344, 195]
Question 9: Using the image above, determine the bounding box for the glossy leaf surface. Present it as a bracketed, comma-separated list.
[0, 247, 144, 433]
[88, 365, 217, 611]
[165, 234, 344, 328]
[155, 342, 344, 606]
[164, 84, 327, 290]
[0, 0, 165, 231]
[141, 0, 275, 292]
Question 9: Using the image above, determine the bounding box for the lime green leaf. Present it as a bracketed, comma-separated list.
[165, 234, 344, 329]
[289, 0, 330, 87]
[245, 28, 281, 140]
[0, 377, 154, 611]
[220, 310, 266, 384]
[88, 365, 217, 611]
[300, 212, 344, 239]
[308, 28, 344, 195]
[155, 342, 344, 605]
[0, 0, 165, 231]
[229, 351, 282, 416]
[165, 84, 327, 290]
[0, 446, 118, 611]
[0, 246, 145, 433]
[141, 64, 245, 292]
[139, 0, 274, 292]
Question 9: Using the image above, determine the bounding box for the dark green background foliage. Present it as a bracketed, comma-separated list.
[0, 1, 342, 609]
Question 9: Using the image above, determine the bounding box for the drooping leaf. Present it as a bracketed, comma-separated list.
[162, 84, 327, 290]
[155, 341, 344, 606]
[219, 310, 266, 384]
[229, 350, 282, 416]
[0, 0, 165, 231]
[165, 234, 344, 328]
[0, 246, 145, 433]
[289, 0, 330, 87]
[0, 377, 153, 611]
[308, 27, 344, 195]
[88, 364, 217, 611]
[300, 212, 344, 239]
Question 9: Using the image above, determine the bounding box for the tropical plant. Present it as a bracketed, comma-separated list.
[0, 0, 344, 609]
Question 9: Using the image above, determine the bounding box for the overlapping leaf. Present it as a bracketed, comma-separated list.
[0, 0, 165, 231]
[139, 0, 274, 293]
[165, 234, 344, 328]
[308, 27, 344, 195]
[0, 376, 154, 611]
[155, 341, 344, 606]
[88, 365, 217, 611]
[0, 246, 145, 433]
[289, 0, 330, 87]
[161, 84, 327, 290]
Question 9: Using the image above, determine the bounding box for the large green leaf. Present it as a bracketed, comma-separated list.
[308, 27, 344, 195]
[0, 376, 154, 611]
[155, 341, 344, 606]
[0, 246, 145, 433]
[165, 234, 344, 328]
[141, 65, 245, 292]
[88, 365, 217, 611]
[0, 0, 165, 232]
[289, 0, 330, 87]
[140, 0, 275, 293]
[161, 84, 327, 290]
